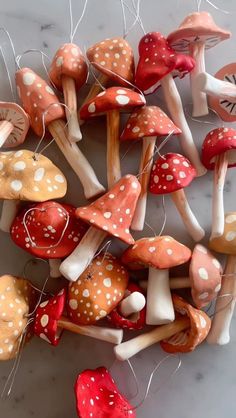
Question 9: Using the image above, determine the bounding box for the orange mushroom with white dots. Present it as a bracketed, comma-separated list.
[0, 102, 29, 149]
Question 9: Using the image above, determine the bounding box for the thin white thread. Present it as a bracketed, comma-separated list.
[70, 0, 89, 42]
[120, 0, 128, 39]
[0, 46, 15, 101]
[0, 28, 18, 100]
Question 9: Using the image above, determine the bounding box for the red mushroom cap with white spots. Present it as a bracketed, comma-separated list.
[16, 67, 65, 137]
[121, 236, 191, 270]
[76, 175, 141, 245]
[135, 32, 195, 94]
[34, 288, 66, 346]
[202, 127, 236, 170]
[189, 244, 222, 309]
[87, 37, 135, 86]
[149, 153, 196, 195]
[49, 43, 88, 90]
[75, 366, 136, 418]
[80, 87, 146, 120]
[11, 201, 88, 259]
[0, 102, 30, 148]
[120, 106, 181, 141]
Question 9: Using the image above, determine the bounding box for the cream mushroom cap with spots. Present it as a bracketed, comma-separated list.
[209, 212, 236, 254]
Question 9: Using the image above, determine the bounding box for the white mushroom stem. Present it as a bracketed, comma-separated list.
[61, 75, 82, 142]
[189, 42, 209, 117]
[139, 277, 191, 292]
[207, 255, 236, 345]
[119, 292, 146, 317]
[107, 109, 121, 188]
[0, 200, 20, 233]
[161, 73, 206, 177]
[48, 119, 105, 199]
[211, 153, 228, 239]
[171, 188, 205, 242]
[60, 227, 107, 281]
[196, 72, 236, 102]
[146, 267, 175, 325]
[114, 316, 190, 361]
[131, 137, 156, 231]
[49, 259, 61, 278]
[79, 73, 109, 121]
[58, 316, 123, 344]
[0, 120, 14, 147]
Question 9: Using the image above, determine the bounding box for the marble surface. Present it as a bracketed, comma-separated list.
[0, 0, 236, 417]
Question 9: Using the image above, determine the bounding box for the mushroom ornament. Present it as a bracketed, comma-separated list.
[80, 87, 146, 188]
[120, 106, 181, 230]
[167, 11, 231, 116]
[10, 201, 88, 278]
[135, 31, 206, 177]
[0, 102, 29, 149]
[121, 236, 191, 325]
[49, 43, 88, 142]
[60, 174, 141, 282]
[202, 127, 236, 238]
[150, 153, 205, 241]
[16, 67, 105, 199]
[114, 295, 211, 361]
[0, 149, 67, 233]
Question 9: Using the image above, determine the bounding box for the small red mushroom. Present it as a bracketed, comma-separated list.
[0, 102, 29, 149]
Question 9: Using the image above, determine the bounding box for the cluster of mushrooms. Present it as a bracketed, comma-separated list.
[1, 9, 236, 417]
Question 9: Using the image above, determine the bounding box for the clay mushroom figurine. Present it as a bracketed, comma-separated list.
[121, 236, 191, 325]
[34, 288, 123, 346]
[120, 106, 181, 230]
[114, 294, 211, 361]
[67, 253, 129, 325]
[49, 43, 88, 142]
[208, 212, 236, 345]
[0, 149, 67, 233]
[74, 367, 136, 418]
[16, 67, 105, 199]
[150, 152, 205, 241]
[10, 201, 88, 278]
[60, 174, 141, 281]
[202, 127, 236, 238]
[135, 31, 206, 177]
[0, 101, 29, 148]
[80, 87, 146, 188]
[167, 11, 231, 116]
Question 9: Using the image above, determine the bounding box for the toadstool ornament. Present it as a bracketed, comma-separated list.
[114, 294, 211, 361]
[202, 127, 236, 238]
[16, 67, 105, 199]
[60, 174, 141, 282]
[67, 253, 129, 325]
[80, 87, 145, 188]
[34, 288, 123, 345]
[167, 11, 231, 117]
[135, 31, 206, 177]
[121, 236, 191, 325]
[0, 102, 29, 149]
[10, 201, 88, 279]
[49, 43, 88, 142]
[0, 149, 67, 233]
[75, 367, 136, 418]
[150, 153, 205, 241]
[120, 106, 181, 230]
[208, 212, 236, 345]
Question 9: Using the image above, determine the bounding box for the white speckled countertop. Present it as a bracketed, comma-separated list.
[0, 0, 236, 417]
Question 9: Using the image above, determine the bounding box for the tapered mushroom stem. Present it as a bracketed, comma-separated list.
[58, 316, 123, 344]
[79, 74, 109, 116]
[49, 259, 61, 278]
[60, 227, 107, 281]
[0, 120, 14, 148]
[48, 119, 105, 199]
[146, 267, 175, 325]
[161, 73, 206, 177]
[211, 153, 228, 239]
[114, 316, 190, 361]
[107, 109, 121, 188]
[0, 200, 20, 233]
[131, 137, 156, 231]
[139, 277, 191, 292]
[61, 75, 82, 143]
[207, 255, 236, 345]
[119, 292, 146, 317]
[189, 42, 208, 117]
[171, 188, 205, 242]
[196, 72, 236, 102]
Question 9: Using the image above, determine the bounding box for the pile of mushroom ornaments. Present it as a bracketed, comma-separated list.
[1, 10, 236, 373]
